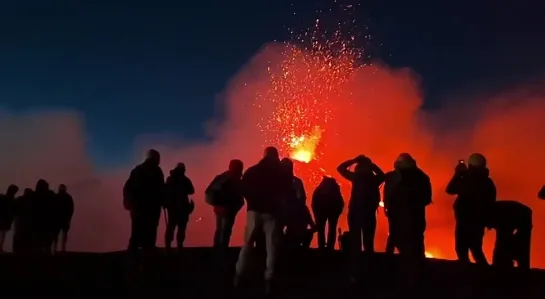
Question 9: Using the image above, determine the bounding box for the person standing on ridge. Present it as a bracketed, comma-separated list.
[163, 163, 195, 251]
[123, 149, 165, 253]
[52, 184, 74, 253]
[205, 159, 244, 251]
[446, 153, 496, 265]
[234, 146, 292, 295]
[337, 155, 385, 253]
[312, 176, 344, 251]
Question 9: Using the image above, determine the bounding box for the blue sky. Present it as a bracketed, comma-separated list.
[1, 0, 544, 167]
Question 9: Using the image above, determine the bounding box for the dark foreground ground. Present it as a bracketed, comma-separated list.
[0, 248, 544, 298]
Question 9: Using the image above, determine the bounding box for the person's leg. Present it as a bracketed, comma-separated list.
[314, 213, 327, 249]
[0, 230, 7, 252]
[454, 222, 470, 263]
[164, 209, 176, 249]
[128, 212, 143, 252]
[468, 225, 488, 265]
[327, 214, 340, 250]
[492, 229, 514, 268]
[221, 211, 237, 248]
[515, 227, 532, 269]
[176, 213, 189, 249]
[234, 211, 261, 282]
[362, 210, 377, 253]
[213, 212, 224, 248]
[61, 229, 69, 252]
[263, 213, 282, 292]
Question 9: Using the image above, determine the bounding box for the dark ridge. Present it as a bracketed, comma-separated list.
[0, 248, 543, 298]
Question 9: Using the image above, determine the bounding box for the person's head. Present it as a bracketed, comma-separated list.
[263, 146, 280, 162]
[6, 184, 19, 197]
[228, 159, 244, 177]
[354, 156, 372, 174]
[145, 149, 161, 166]
[281, 158, 294, 174]
[467, 153, 486, 169]
[35, 179, 49, 192]
[58, 184, 67, 193]
[395, 153, 417, 170]
[175, 162, 186, 173]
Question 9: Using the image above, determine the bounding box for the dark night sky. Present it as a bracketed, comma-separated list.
[0, 0, 544, 167]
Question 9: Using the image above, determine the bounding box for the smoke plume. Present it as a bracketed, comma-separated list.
[1, 43, 545, 267]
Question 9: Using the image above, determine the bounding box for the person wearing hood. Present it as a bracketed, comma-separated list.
[487, 200, 532, 269]
[0, 184, 19, 252]
[123, 149, 165, 252]
[383, 153, 432, 292]
[205, 159, 244, 250]
[446, 153, 496, 265]
[312, 176, 344, 250]
[164, 162, 195, 251]
[234, 146, 292, 295]
[337, 155, 385, 253]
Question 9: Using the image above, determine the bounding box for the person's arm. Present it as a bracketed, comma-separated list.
[422, 174, 433, 206]
[445, 173, 463, 195]
[297, 178, 307, 203]
[186, 178, 195, 195]
[372, 163, 386, 185]
[538, 185, 545, 200]
[337, 159, 357, 181]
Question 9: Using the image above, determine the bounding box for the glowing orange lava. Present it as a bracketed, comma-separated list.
[288, 126, 323, 163]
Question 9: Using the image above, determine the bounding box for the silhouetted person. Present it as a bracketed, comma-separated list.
[33, 179, 57, 254]
[384, 164, 400, 255]
[487, 200, 532, 269]
[163, 163, 195, 251]
[281, 158, 307, 241]
[205, 159, 244, 251]
[312, 176, 344, 250]
[0, 185, 19, 252]
[337, 155, 385, 253]
[285, 204, 315, 250]
[234, 146, 292, 295]
[13, 188, 33, 254]
[52, 184, 74, 253]
[123, 149, 165, 252]
[538, 185, 545, 200]
[383, 153, 432, 292]
[446, 153, 496, 265]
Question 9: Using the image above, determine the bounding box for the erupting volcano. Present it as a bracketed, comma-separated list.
[256, 5, 367, 188]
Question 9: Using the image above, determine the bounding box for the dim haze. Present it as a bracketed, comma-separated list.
[1, 42, 545, 267]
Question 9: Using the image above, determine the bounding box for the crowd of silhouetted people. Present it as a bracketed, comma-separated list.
[0, 180, 74, 255]
[118, 147, 542, 295]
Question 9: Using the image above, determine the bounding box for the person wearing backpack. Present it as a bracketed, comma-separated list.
[205, 159, 244, 250]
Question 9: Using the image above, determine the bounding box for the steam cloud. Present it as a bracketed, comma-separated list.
[1, 43, 544, 267]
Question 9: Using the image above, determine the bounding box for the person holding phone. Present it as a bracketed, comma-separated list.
[446, 153, 496, 265]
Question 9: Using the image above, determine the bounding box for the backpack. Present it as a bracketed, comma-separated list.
[205, 174, 228, 206]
